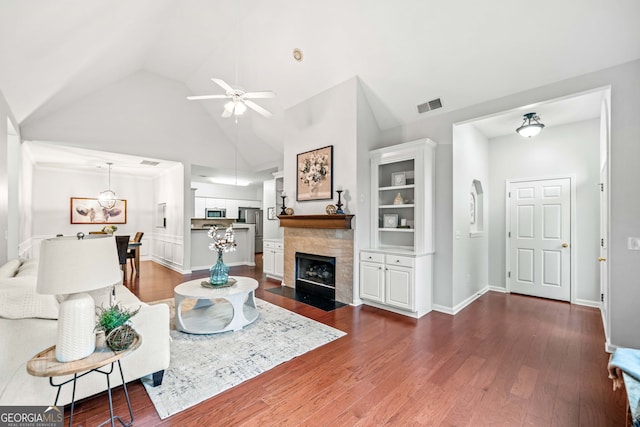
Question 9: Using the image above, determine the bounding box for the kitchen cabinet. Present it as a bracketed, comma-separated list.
[360, 139, 435, 318]
[194, 198, 207, 218]
[225, 200, 239, 219]
[263, 239, 283, 280]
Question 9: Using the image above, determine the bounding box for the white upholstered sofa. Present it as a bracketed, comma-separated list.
[0, 258, 170, 406]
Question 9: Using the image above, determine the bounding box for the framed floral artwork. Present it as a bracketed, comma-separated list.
[70, 197, 127, 224]
[296, 145, 333, 201]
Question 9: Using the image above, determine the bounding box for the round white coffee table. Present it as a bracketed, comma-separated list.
[174, 276, 259, 334]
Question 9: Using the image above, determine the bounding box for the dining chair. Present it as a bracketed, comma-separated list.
[115, 235, 130, 276]
[127, 232, 144, 272]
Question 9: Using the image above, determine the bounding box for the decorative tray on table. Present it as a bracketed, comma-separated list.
[200, 277, 237, 289]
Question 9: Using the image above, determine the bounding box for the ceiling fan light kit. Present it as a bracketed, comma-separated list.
[516, 112, 545, 138]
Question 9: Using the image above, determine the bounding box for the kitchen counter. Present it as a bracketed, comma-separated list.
[191, 223, 255, 270]
[191, 218, 235, 229]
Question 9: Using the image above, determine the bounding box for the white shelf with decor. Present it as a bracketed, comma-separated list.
[360, 138, 436, 318]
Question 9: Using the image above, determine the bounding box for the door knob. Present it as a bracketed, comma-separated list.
[599, 257, 607, 262]
[562, 243, 569, 248]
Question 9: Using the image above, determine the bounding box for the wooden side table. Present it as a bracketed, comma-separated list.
[27, 335, 141, 427]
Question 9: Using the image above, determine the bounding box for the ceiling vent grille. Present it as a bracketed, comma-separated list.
[140, 160, 160, 166]
[417, 98, 443, 114]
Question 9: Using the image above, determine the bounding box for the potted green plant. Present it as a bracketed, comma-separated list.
[96, 303, 140, 351]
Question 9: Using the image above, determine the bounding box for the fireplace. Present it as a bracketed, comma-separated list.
[295, 252, 336, 300]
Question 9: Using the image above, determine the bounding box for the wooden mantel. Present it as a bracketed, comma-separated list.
[278, 214, 354, 229]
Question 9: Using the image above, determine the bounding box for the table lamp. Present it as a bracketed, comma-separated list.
[37, 236, 121, 362]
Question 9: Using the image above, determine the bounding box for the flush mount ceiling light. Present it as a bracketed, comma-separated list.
[516, 112, 545, 138]
[98, 162, 117, 209]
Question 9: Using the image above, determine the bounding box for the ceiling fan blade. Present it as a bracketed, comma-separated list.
[187, 94, 229, 100]
[211, 78, 234, 93]
[221, 107, 233, 118]
[244, 100, 273, 118]
[243, 91, 276, 99]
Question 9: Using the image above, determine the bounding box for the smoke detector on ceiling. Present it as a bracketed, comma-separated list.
[417, 98, 443, 114]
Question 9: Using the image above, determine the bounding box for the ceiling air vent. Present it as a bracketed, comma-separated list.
[417, 98, 443, 114]
[140, 160, 160, 166]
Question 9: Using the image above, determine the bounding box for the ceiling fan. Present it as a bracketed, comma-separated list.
[187, 78, 275, 118]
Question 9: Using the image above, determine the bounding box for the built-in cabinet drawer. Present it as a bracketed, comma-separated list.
[385, 254, 413, 268]
[360, 251, 385, 263]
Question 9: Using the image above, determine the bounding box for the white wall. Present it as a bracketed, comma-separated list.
[452, 123, 489, 308]
[355, 79, 380, 256]
[19, 143, 34, 258]
[283, 77, 358, 215]
[262, 178, 283, 240]
[0, 93, 11, 263]
[193, 181, 262, 200]
[30, 166, 155, 257]
[6, 120, 20, 259]
[152, 163, 186, 272]
[488, 119, 601, 303]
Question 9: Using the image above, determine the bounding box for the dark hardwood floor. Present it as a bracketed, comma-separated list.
[66, 257, 626, 426]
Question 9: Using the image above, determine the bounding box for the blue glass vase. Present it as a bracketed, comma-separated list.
[209, 251, 229, 285]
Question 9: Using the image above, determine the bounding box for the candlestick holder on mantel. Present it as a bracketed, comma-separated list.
[280, 193, 288, 215]
[335, 190, 344, 214]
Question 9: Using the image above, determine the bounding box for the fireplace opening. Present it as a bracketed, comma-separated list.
[295, 252, 336, 300]
[267, 251, 347, 312]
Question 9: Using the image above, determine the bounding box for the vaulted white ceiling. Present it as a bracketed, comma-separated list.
[1, 0, 639, 178]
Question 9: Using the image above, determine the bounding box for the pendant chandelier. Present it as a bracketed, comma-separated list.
[516, 112, 545, 138]
[98, 162, 117, 209]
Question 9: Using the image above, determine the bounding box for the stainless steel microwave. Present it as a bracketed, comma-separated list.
[205, 208, 226, 218]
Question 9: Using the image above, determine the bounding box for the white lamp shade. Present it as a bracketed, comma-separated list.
[36, 236, 121, 295]
[517, 124, 544, 138]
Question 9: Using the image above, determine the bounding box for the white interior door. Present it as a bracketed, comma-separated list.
[508, 178, 571, 301]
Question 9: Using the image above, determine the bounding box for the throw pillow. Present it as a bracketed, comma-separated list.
[15, 259, 39, 278]
[0, 259, 22, 279]
[0, 277, 59, 319]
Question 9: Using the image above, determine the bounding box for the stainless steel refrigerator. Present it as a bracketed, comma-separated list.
[238, 207, 263, 253]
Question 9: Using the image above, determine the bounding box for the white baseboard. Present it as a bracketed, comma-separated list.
[452, 286, 489, 315]
[488, 285, 507, 293]
[605, 341, 617, 353]
[432, 304, 454, 315]
[574, 298, 600, 308]
[432, 286, 490, 316]
[151, 257, 190, 274]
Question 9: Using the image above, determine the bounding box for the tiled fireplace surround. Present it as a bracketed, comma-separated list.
[282, 228, 354, 304]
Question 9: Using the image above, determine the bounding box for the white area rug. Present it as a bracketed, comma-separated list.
[142, 298, 346, 419]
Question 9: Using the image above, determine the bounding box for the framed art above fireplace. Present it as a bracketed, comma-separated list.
[296, 145, 333, 201]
